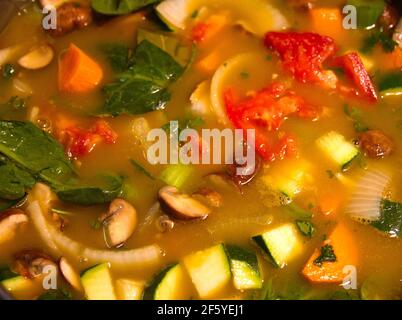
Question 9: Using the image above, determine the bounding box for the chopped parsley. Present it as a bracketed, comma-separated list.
[361, 30, 398, 54]
[2, 64, 15, 79]
[240, 71, 250, 79]
[313, 244, 337, 267]
[296, 220, 315, 238]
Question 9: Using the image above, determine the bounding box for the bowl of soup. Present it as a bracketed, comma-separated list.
[0, 0, 401, 300]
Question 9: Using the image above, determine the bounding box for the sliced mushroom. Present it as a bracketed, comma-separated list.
[13, 250, 57, 279]
[0, 209, 28, 244]
[192, 187, 223, 208]
[158, 186, 211, 220]
[59, 257, 82, 291]
[101, 199, 137, 248]
[18, 44, 54, 70]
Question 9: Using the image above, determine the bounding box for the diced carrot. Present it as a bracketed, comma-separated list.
[191, 14, 228, 44]
[302, 224, 358, 283]
[58, 44, 103, 93]
[375, 46, 402, 70]
[310, 8, 345, 41]
[196, 50, 222, 74]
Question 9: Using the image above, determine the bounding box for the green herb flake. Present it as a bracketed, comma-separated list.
[240, 71, 250, 79]
[2, 64, 15, 79]
[343, 104, 369, 133]
[361, 30, 397, 54]
[313, 244, 337, 267]
[296, 220, 315, 238]
[191, 10, 199, 19]
[326, 170, 335, 179]
[90, 219, 102, 230]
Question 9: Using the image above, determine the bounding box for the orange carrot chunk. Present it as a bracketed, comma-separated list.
[58, 44, 103, 93]
[302, 223, 358, 283]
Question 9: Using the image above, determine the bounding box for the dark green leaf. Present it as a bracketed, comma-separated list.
[0, 156, 35, 200]
[100, 40, 184, 116]
[57, 175, 123, 205]
[296, 220, 315, 238]
[91, 0, 160, 15]
[137, 29, 195, 68]
[313, 244, 337, 266]
[99, 43, 130, 72]
[371, 199, 402, 237]
[0, 121, 123, 205]
[0, 120, 75, 187]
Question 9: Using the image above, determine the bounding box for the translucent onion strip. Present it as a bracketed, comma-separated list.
[345, 168, 391, 222]
[27, 201, 162, 270]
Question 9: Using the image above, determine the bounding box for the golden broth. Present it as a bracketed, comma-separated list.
[0, 0, 401, 300]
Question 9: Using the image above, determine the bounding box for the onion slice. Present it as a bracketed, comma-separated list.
[345, 168, 391, 223]
[27, 201, 162, 270]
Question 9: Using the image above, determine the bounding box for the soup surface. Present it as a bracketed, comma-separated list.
[0, 0, 401, 300]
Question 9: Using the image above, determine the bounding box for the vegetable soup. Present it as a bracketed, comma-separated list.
[0, 0, 401, 300]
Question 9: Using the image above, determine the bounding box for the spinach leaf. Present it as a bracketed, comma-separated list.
[0, 120, 75, 187]
[371, 199, 402, 237]
[100, 40, 184, 116]
[313, 244, 337, 267]
[0, 121, 123, 205]
[0, 156, 35, 200]
[56, 175, 123, 205]
[295, 220, 315, 238]
[137, 28, 195, 67]
[91, 0, 160, 15]
[99, 43, 131, 72]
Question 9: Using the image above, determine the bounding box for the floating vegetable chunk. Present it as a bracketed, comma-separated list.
[302, 224, 358, 283]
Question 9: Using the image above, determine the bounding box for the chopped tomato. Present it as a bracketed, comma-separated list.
[224, 83, 319, 161]
[265, 32, 378, 103]
[264, 32, 338, 88]
[192, 23, 209, 43]
[332, 52, 378, 102]
[62, 120, 117, 159]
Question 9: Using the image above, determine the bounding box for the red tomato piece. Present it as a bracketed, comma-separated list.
[191, 22, 209, 43]
[264, 32, 338, 88]
[332, 52, 378, 102]
[224, 83, 319, 161]
[63, 120, 117, 159]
